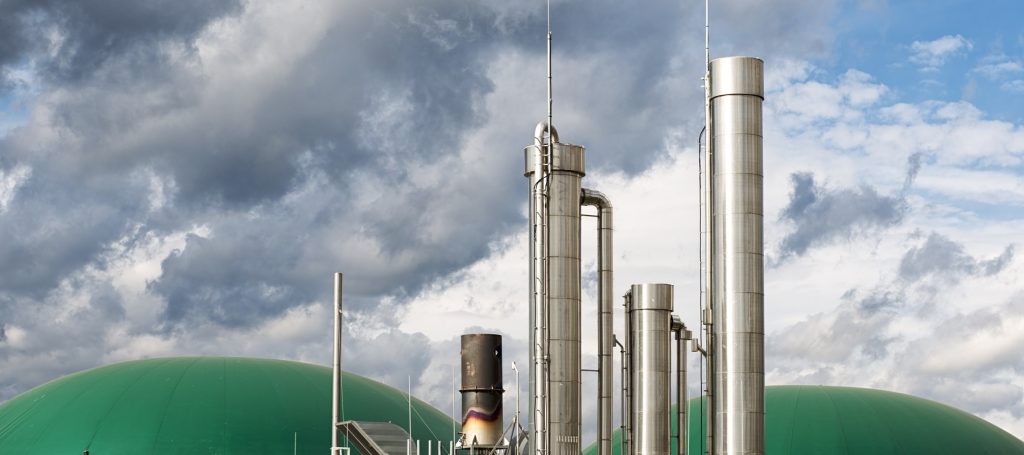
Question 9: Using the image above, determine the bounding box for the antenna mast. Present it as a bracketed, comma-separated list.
[547, 0, 553, 138]
[701, 0, 715, 454]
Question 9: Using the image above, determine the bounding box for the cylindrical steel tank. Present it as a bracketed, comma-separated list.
[460, 334, 504, 446]
[628, 283, 674, 455]
[709, 56, 765, 455]
[524, 137, 585, 455]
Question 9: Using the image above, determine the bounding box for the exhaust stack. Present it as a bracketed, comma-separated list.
[708, 56, 765, 455]
[460, 334, 505, 447]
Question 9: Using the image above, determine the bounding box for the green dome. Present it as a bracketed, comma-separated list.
[0, 357, 457, 454]
[585, 385, 1024, 455]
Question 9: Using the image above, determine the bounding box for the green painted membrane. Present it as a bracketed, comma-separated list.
[584, 385, 1024, 455]
[0, 357, 457, 454]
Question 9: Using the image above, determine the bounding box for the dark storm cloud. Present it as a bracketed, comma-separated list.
[0, 0, 846, 403]
[776, 153, 927, 262]
[899, 232, 1015, 283]
[0, 0, 241, 88]
[776, 172, 905, 259]
[0, 174, 142, 297]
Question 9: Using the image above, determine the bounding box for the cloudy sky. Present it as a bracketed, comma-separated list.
[1, 0, 1023, 443]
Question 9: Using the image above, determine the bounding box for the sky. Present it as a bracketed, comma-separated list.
[0, 0, 1023, 443]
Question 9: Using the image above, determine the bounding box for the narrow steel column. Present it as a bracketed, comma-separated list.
[581, 188, 613, 455]
[709, 56, 765, 455]
[622, 293, 633, 455]
[526, 123, 554, 455]
[614, 336, 627, 455]
[628, 284, 674, 455]
[332, 272, 344, 455]
[671, 317, 690, 455]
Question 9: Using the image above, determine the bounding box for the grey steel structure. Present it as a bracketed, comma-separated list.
[707, 56, 765, 455]
[671, 317, 691, 455]
[525, 125, 585, 455]
[460, 334, 505, 446]
[626, 284, 674, 455]
[581, 188, 614, 455]
[332, 273, 345, 455]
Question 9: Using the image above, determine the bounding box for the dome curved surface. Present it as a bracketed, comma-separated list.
[585, 385, 1024, 455]
[0, 357, 456, 454]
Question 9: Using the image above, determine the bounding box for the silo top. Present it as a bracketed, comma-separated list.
[710, 56, 764, 99]
[524, 142, 586, 176]
[628, 283, 674, 312]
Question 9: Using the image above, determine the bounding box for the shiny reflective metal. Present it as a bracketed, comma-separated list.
[525, 130, 585, 455]
[527, 122, 553, 455]
[614, 335, 627, 455]
[460, 334, 505, 446]
[622, 293, 633, 455]
[709, 56, 765, 455]
[332, 273, 345, 455]
[671, 317, 689, 455]
[628, 284, 674, 455]
[581, 188, 613, 455]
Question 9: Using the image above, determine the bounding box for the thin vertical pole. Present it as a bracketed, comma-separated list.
[452, 365, 457, 453]
[332, 273, 344, 454]
[405, 375, 409, 434]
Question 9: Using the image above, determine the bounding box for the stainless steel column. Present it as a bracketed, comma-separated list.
[671, 317, 690, 455]
[525, 129, 585, 455]
[581, 188, 613, 455]
[709, 56, 765, 455]
[623, 293, 633, 455]
[527, 122, 555, 455]
[332, 272, 344, 455]
[628, 283, 674, 455]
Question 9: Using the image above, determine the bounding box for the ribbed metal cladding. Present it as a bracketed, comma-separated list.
[524, 141, 585, 455]
[460, 334, 504, 446]
[628, 283, 674, 455]
[709, 56, 765, 455]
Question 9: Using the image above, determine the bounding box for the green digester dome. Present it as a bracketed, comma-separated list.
[0, 357, 457, 454]
[585, 385, 1023, 455]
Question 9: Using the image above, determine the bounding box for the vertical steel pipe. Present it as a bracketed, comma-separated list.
[332, 272, 344, 455]
[461, 334, 505, 446]
[671, 317, 689, 455]
[709, 56, 765, 455]
[628, 284, 674, 455]
[622, 293, 633, 455]
[614, 336, 627, 455]
[527, 122, 554, 455]
[581, 188, 613, 455]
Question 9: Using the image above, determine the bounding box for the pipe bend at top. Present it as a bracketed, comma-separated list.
[533, 121, 559, 147]
[580, 188, 612, 208]
[671, 315, 684, 333]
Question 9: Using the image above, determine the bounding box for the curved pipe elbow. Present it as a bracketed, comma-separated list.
[534, 121, 559, 147]
[581, 188, 612, 209]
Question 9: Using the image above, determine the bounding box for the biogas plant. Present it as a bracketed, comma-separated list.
[1, 5, 1023, 455]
